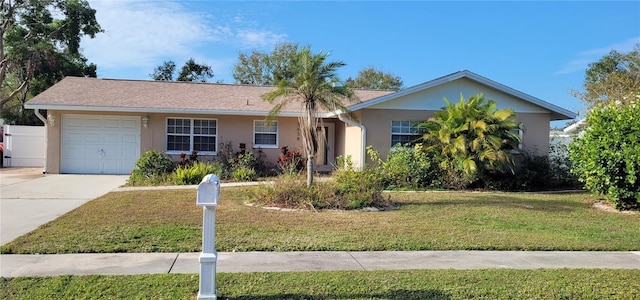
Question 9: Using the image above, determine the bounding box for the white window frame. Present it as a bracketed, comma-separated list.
[166, 117, 217, 155]
[253, 120, 278, 148]
[511, 122, 525, 152]
[391, 120, 424, 147]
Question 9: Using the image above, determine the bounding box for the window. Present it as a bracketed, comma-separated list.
[254, 120, 278, 148]
[391, 120, 423, 147]
[511, 122, 524, 151]
[167, 118, 217, 153]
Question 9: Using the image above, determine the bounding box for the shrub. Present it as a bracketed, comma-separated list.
[129, 150, 175, 185]
[332, 167, 389, 209]
[249, 177, 332, 210]
[250, 167, 391, 211]
[367, 146, 442, 190]
[278, 146, 304, 177]
[232, 167, 257, 182]
[173, 161, 223, 185]
[218, 141, 276, 179]
[568, 103, 640, 210]
[176, 150, 199, 168]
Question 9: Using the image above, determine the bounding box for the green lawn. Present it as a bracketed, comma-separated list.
[2, 269, 639, 299]
[2, 188, 639, 254]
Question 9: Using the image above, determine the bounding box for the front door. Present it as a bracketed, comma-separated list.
[315, 123, 334, 172]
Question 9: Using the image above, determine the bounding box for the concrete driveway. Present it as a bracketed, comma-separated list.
[0, 168, 129, 246]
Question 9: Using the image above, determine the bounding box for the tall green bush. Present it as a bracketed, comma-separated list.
[367, 145, 441, 190]
[568, 103, 640, 210]
[420, 94, 521, 188]
[129, 150, 175, 185]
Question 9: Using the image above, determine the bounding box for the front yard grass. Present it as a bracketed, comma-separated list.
[2, 269, 639, 299]
[1, 188, 639, 254]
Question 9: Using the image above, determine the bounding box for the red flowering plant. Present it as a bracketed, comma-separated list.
[177, 150, 199, 168]
[278, 146, 303, 176]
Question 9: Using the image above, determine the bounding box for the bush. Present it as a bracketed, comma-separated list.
[569, 103, 640, 210]
[173, 161, 223, 185]
[232, 166, 257, 182]
[333, 167, 389, 209]
[218, 141, 276, 179]
[278, 146, 304, 177]
[249, 177, 333, 210]
[367, 145, 442, 190]
[129, 150, 175, 185]
[482, 150, 581, 192]
[250, 167, 391, 211]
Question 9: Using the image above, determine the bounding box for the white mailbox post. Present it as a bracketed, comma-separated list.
[196, 174, 220, 300]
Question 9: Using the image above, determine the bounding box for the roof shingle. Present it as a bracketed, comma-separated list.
[25, 77, 394, 116]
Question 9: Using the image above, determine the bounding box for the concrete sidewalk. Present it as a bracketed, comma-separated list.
[2, 251, 639, 277]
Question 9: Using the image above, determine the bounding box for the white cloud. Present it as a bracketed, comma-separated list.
[82, 0, 287, 79]
[236, 29, 288, 49]
[555, 37, 640, 75]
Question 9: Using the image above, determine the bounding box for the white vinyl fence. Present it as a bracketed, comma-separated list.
[2, 125, 45, 167]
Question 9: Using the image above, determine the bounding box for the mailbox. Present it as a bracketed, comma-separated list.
[196, 174, 220, 207]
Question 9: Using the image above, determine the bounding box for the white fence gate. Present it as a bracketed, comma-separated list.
[2, 125, 45, 167]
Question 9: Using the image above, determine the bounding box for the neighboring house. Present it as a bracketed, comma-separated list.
[24, 70, 576, 174]
[563, 119, 587, 136]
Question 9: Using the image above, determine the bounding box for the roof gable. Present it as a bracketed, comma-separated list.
[347, 70, 577, 120]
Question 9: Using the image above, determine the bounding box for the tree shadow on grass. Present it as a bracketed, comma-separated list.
[397, 193, 589, 213]
[221, 289, 450, 299]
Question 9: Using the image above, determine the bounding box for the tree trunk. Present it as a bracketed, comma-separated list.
[306, 155, 314, 187]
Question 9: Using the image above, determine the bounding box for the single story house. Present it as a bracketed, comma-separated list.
[25, 70, 576, 174]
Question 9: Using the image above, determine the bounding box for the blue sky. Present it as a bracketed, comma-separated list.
[82, 1, 640, 127]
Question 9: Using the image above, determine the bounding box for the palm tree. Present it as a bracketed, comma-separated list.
[262, 46, 357, 187]
[420, 93, 521, 185]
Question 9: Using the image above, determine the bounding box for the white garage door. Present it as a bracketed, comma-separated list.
[61, 115, 140, 174]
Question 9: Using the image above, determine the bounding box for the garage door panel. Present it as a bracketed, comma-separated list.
[62, 115, 140, 174]
[63, 132, 89, 143]
[84, 118, 104, 129]
[65, 160, 101, 174]
[63, 146, 87, 159]
[122, 119, 139, 129]
[103, 119, 121, 129]
[122, 134, 138, 143]
[122, 147, 139, 159]
[64, 117, 88, 128]
[104, 133, 119, 143]
[85, 134, 102, 143]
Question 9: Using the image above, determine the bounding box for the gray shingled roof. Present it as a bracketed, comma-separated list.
[25, 77, 394, 116]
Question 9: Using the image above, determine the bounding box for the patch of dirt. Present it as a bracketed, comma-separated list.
[592, 201, 638, 214]
[244, 201, 398, 212]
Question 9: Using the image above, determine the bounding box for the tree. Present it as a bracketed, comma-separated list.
[149, 59, 214, 82]
[262, 46, 357, 187]
[232, 42, 298, 85]
[572, 45, 640, 108]
[568, 103, 640, 210]
[149, 61, 176, 81]
[345, 66, 403, 91]
[419, 94, 521, 187]
[1, 0, 102, 124]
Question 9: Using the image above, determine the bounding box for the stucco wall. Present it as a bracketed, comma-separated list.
[357, 109, 551, 165]
[516, 112, 551, 155]
[360, 109, 435, 163]
[44, 111, 309, 173]
[146, 114, 303, 166]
